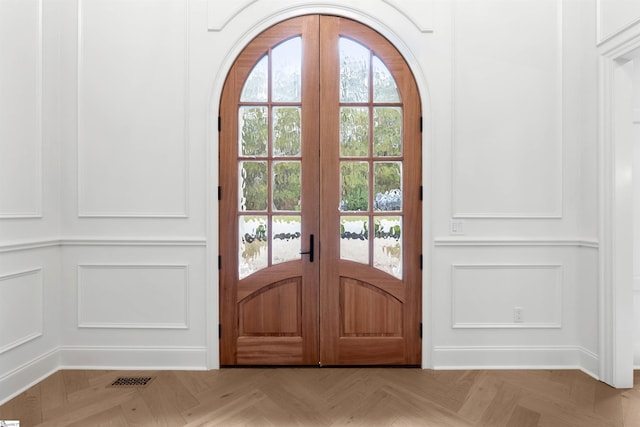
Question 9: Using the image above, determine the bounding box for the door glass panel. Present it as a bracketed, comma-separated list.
[239, 106, 268, 156]
[273, 161, 301, 211]
[374, 216, 402, 278]
[240, 55, 268, 102]
[340, 161, 369, 211]
[340, 107, 369, 157]
[340, 216, 369, 264]
[273, 107, 301, 157]
[272, 215, 301, 264]
[339, 38, 369, 103]
[272, 37, 302, 102]
[239, 161, 267, 211]
[374, 162, 402, 211]
[239, 215, 268, 279]
[373, 107, 402, 157]
[373, 56, 400, 103]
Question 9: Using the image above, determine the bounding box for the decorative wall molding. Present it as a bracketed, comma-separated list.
[0, 237, 207, 253]
[61, 237, 207, 247]
[596, 0, 640, 46]
[77, 264, 189, 329]
[451, 264, 563, 329]
[434, 238, 598, 248]
[451, 0, 563, 219]
[0, 0, 43, 219]
[0, 239, 60, 253]
[382, 0, 434, 33]
[0, 268, 43, 354]
[432, 345, 598, 378]
[207, 0, 258, 31]
[77, 0, 189, 218]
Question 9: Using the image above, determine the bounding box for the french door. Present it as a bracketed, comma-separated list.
[219, 15, 421, 366]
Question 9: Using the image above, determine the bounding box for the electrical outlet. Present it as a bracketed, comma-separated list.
[514, 307, 524, 323]
[450, 219, 464, 235]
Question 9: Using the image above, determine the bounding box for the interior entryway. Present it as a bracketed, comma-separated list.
[219, 15, 422, 366]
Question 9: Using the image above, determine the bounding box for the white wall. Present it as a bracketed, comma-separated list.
[58, 0, 209, 370]
[0, 0, 62, 404]
[0, 0, 603, 403]
[430, 0, 598, 371]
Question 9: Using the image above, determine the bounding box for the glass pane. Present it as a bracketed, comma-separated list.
[373, 107, 402, 157]
[373, 56, 400, 103]
[374, 216, 402, 279]
[340, 107, 369, 157]
[340, 216, 369, 264]
[239, 107, 268, 157]
[273, 215, 301, 265]
[272, 37, 301, 102]
[340, 162, 369, 212]
[273, 107, 301, 157]
[273, 161, 301, 211]
[374, 162, 402, 211]
[239, 161, 267, 211]
[240, 55, 268, 102]
[339, 38, 369, 103]
[239, 215, 268, 279]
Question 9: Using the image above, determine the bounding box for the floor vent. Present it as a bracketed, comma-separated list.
[109, 377, 155, 388]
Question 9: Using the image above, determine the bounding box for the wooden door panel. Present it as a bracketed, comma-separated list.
[236, 337, 304, 365]
[239, 278, 301, 336]
[341, 278, 403, 336]
[334, 338, 405, 365]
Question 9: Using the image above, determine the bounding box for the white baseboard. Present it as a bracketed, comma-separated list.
[0, 345, 209, 405]
[0, 348, 59, 405]
[58, 345, 208, 370]
[432, 345, 599, 377]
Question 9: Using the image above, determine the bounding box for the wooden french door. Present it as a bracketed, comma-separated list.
[219, 15, 421, 366]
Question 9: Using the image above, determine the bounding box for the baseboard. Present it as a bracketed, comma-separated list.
[58, 345, 209, 370]
[432, 345, 599, 374]
[0, 348, 59, 405]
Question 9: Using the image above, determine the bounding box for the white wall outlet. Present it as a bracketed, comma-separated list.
[450, 219, 465, 235]
[514, 307, 524, 323]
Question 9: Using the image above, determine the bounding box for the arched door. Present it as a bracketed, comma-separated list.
[219, 15, 421, 366]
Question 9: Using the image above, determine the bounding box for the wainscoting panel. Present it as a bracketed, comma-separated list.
[452, 0, 562, 218]
[451, 264, 562, 328]
[77, 264, 189, 329]
[77, 0, 188, 217]
[0, 268, 43, 353]
[0, 0, 42, 218]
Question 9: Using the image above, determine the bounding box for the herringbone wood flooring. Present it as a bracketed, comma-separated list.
[1, 369, 639, 426]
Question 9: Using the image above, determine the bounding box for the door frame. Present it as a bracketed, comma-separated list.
[598, 33, 640, 388]
[206, 5, 432, 369]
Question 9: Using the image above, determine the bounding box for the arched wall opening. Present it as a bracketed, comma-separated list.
[206, 4, 433, 369]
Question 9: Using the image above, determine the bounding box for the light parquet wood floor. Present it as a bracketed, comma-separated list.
[1, 369, 639, 426]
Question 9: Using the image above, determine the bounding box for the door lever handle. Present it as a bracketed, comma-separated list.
[299, 234, 314, 262]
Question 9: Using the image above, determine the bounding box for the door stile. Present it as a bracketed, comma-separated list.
[318, 16, 342, 365]
[299, 15, 321, 364]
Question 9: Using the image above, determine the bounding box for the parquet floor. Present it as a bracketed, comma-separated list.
[1, 368, 639, 426]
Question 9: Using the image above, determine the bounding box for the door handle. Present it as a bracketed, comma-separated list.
[300, 234, 314, 262]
